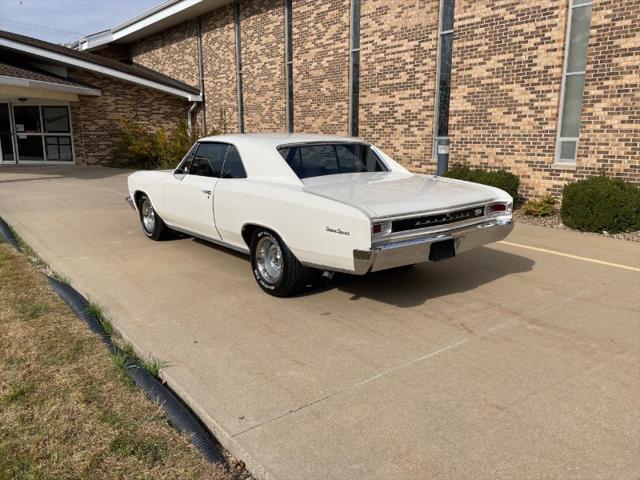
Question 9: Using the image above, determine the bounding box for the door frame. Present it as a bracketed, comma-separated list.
[0, 102, 17, 164]
[0, 100, 76, 165]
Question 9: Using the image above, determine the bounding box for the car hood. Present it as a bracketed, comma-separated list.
[302, 171, 509, 218]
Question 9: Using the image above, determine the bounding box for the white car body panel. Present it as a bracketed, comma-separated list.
[127, 134, 514, 274]
[302, 172, 507, 218]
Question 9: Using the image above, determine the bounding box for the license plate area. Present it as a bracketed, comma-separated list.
[429, 239, 456, 262]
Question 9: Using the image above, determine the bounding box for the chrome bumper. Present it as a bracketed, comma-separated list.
[353, 219, 514, 274]
[125, 195, 136, 211]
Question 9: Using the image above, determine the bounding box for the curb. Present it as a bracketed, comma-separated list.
[1, 216, 225, 466]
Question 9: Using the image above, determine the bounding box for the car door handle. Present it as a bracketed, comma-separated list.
[201, 189, 212, 195]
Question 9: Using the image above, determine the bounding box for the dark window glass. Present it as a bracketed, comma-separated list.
[349, 0, 361, 136]
[0, 103, 13, 161]
[278, 143, 387, 179]
[441, 0, 455, 31]
[189, 143, 227, 177]
[175, 143, 198, 174]
[45, 136, 72, 161]
[13, 106, 41, 133]
[221, 145, 247, 178]
[42, 106, 70, 133]
[437, 32, 453, 137]
[17, 136, 44, 161]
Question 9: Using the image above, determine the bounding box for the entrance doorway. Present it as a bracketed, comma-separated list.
[0, 103, 15, 163]
[0, 102, 74, 164]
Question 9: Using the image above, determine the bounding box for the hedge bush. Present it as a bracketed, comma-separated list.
[522, 195, 557, 217]
[561, 175, 640, 233]
[444, 166, 519, 200]
[110, 118, 221, 170]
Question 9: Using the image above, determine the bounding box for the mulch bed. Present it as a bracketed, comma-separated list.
[513, 210, 640, 243]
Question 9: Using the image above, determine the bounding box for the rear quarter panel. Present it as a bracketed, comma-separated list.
[214, 179, 371, 272]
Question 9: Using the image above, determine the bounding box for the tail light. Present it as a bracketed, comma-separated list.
[487, 202, 512, 214]
[372, 221, 392, 238]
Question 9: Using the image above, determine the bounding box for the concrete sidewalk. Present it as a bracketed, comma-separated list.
[1, 165, 639, 480]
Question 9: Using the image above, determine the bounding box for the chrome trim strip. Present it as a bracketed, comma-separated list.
[371, 200, 501, 222]
[374, 218, 512, 250]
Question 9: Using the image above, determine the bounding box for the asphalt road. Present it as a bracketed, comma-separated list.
[1, 165, 639, 480]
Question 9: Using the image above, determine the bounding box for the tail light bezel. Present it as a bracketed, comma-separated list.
[486, 202, 513, 215]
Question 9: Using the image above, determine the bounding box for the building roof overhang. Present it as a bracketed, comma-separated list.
[0, 75, 101, 97]
[0, 31, 202, 101]
[72, 0, 233, 51]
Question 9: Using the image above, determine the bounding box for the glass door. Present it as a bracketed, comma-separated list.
[0, 103, 15, 163]
[13, 105, 45, 162]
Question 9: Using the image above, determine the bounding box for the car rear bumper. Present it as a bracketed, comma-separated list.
[353, 218, 514, 274]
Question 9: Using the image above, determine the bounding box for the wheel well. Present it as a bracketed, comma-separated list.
[242, 224, 284, 249]
[241, 224, 259, 248]
[133, 191, 146, 208]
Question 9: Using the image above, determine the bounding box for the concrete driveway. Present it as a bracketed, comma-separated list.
[1, 165, 639, 480]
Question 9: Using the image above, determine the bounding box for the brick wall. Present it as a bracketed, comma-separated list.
[73, 0, 638, 195]
[69, 70, 189, 165]
[240, 0, 286, 132]
[449, 0, 639, 197]
[448, 0, 567, 198]
[292, 0, 350, 134]
[359, 0, 439, 172]
[577, 0, 640, 189]
[201, 4, 239, 134]
[130, 20, 200, 89]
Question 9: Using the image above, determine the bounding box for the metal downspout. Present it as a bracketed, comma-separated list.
[187, 102, 197, 135]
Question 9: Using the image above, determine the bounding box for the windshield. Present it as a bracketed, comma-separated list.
[277, 143, 388, 179]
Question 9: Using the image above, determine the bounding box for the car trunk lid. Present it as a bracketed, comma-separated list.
[302, 171, 500, 218]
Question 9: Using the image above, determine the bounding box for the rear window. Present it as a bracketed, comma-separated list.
[277, 143, 387, 179]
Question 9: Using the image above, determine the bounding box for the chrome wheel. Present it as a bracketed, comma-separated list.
[256, 236, 283, 284]
[141, 199, 156, 233]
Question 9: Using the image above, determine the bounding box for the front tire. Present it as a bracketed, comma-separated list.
[138, 194, 169, 240]
[250, 229, 309, 297]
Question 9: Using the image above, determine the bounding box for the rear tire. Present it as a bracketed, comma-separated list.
[138, 194, 169, 241]
[250, 229, 309, 297]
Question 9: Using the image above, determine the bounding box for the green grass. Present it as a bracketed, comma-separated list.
[0, 244, 241, 480]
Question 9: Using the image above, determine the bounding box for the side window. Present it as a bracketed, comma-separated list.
[175, 143, 198, 174]
[189, 143, 227, 177]
[221, 145, 247, 179]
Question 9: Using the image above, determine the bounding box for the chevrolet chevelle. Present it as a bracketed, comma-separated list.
[127, 134, 513, 296]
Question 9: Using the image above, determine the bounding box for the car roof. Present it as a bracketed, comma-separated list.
[197, 133, 368, 149]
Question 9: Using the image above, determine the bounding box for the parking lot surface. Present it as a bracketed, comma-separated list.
[1, 166, 638, 480]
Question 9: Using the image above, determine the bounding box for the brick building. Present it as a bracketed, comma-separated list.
[5, 0, 640, 197]
[0, 30, 200, 165]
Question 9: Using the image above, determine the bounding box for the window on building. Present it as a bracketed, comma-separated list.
[556, 0, 592, 162]
[284, 0, 294, 133]
[349, 0, 361, 136]
[433, 0, 455, 155]
[234, 0, 244, 133]
[13, 105, 73, 162]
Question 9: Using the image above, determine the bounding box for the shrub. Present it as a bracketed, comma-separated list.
[561, 175, 640, 233]
[110, 117, 220, 170]
[444, 166, 520, 200]
[522, 195, 557, 217]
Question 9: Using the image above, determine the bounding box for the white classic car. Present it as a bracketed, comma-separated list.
[127, 134, 513, 296]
